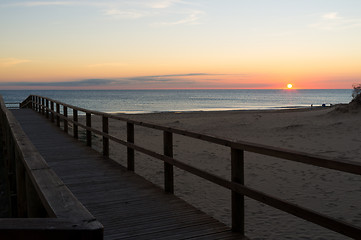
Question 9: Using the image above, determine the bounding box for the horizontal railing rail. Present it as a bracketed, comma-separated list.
[4, 102, 20, 110]
[21, 95, 361, 239]
[0, 95, 103, 239]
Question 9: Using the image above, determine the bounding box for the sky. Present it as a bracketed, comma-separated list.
[1, 0, 361, 89]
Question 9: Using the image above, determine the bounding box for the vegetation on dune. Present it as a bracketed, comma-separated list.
[351, 84, 361, 105]
[331, 84, 361, 114]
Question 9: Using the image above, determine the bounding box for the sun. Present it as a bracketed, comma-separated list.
[287, 84, 293, 89]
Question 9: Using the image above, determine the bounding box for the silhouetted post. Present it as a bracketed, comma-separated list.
[56, 103, 60, 127]
[63, 106, 68, 133]
[45, 99, 49, 119]
[50, 101, 54, 122]
[8, 134, 17, 217]
[86, 113, 91, 147]
[231, 148, 244, 234]
[127, 122, 134, 171]
[102, 116, 109, 157]
[32, 96, 35, 110]
[163, 131, 174, 194]
[15, 150, 27, 217]
[73, 109, 78, 139]
[41, 98, 45, 115]
[36, 96, 39, 112]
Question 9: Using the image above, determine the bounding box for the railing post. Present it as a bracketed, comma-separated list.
[102, 116, 109, 157]
[73, 109, 78, 139]
[63, 106, 68, 133]
[35, 96, 38, 112]
[41, 98, 45, 115]
[31, 96, 35, 110]
[50, 101, 54, 122]
[45, 99, 49, 119]
[15, 150, 27, 217]
[127, 122, 134, 171]
[86, 113, 91, 147]
[231, 148, 245, 234]
[56, 103, 60, 127]
[163, 131, 174, 194]
[8, 133, 17, 217]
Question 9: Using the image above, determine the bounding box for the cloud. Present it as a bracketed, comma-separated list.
[103, 9, 146, 19]
[6, 1, 80, 7]
[3, 1, 205, 26]
[322, 12, 341, 20]
[147, 0, 182, 9]
[154, 10, 205, 26]
[311, 12, 361, 30]
[0, 58, 31, 68]
[0, 73, 223, 87]
[0, 79, 122, 87]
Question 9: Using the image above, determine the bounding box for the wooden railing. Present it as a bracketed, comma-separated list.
[21, 95, 361, 238]
[0, 96, 103, 239]
[4, 102, 20, 110]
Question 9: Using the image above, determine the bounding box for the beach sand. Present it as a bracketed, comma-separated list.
[82, 105, 361, 239]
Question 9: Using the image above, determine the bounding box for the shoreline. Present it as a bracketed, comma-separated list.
[106, 104, 336, 115]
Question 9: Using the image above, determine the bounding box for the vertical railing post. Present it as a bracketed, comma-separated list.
[163, 131, 174, 194]
[50, 101, 54, 122]
[56, 103, 60, 127]
[127, 122, 134, 171]
[35, 96, 39, 112]
[15, 150, 27, 217]
[86, 113, 91, 147]
[231, 148, 245, 234]
[31, 96, 35, 110]
[41, 98, 45, 115]
[63, 106, 68, 133]
[102, 116, 109, 157]
[8, 133, 17, 217]
[45, 99, 49, 119]
[73, 109, 78, 139]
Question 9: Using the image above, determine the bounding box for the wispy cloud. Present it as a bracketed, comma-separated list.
[146, 0, 183, 9]
[0, 58, 31, 68]
[6, 1, 80, 7]
[0, 73, 222, 87]
[103, 9, 147, 19]
[3, 0, 205, 26]
[311, 12, 361, 30]
[0, 79, 121, 87]
[0, 73, 270, 89]
[154, 10, 205, 26]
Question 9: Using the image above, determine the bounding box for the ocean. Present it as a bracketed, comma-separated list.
[0, 89, 353, 113]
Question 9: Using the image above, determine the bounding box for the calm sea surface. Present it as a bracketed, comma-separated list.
[0, 89, 352, 113]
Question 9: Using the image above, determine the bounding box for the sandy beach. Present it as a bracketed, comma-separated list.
[83, 104, 361, 239]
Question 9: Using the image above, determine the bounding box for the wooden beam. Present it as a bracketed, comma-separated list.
[102, 116, 109, 157]
[127, 122, 134, 171]
[163, 131, 174, 194]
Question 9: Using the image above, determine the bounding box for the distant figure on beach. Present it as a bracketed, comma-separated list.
[311, 104, 313, 108]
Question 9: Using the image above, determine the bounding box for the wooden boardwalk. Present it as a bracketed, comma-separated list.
[12, 109, 245, 240]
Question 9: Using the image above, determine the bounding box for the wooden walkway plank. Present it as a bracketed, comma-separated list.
[12, 109, 246, 240]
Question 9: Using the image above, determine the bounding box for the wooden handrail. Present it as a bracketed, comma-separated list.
[21, 95, 361, 239]
[0, 95, 103, 239]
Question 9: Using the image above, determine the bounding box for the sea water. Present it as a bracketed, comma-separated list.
[0, 89, 353, 113]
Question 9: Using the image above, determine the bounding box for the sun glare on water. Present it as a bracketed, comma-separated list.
[287, 84, 293, 89]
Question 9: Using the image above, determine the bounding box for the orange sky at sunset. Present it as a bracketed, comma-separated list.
[1, 1, 361, 89]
